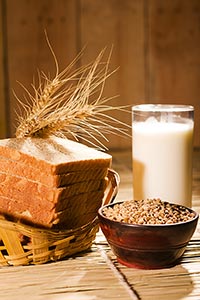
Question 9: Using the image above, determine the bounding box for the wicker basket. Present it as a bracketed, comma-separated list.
[0, 169, 119, 266]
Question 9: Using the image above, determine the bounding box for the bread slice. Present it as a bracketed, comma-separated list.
[0, 157, 108, 187]
[0, 137, 112, 174]
[0, 172, 107, 202]
[0, 190, 105, 228]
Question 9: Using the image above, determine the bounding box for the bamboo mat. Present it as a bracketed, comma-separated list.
[0, 149, 200, 300]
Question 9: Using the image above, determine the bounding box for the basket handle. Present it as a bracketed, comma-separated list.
[103, 169, 120, 205]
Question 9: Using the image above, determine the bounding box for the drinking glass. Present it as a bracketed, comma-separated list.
[132, 104, 194, 207]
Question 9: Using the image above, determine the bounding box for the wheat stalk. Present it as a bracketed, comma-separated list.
[15, 43, 130, 149]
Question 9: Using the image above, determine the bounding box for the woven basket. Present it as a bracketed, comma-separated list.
[0, 169, 119, 266]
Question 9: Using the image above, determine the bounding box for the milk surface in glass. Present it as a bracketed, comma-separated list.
[132, 105, 194, 207]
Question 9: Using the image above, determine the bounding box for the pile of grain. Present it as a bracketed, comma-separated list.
[103, 198, 196, 225]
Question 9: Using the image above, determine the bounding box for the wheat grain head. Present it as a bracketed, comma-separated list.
[15, 46, 130, 149]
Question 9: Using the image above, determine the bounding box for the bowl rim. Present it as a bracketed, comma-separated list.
[98, 200, 199, 228]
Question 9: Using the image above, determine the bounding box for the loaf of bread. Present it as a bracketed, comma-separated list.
[0, 136, 112, 228]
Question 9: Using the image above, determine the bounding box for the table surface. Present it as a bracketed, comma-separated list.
[1, 149, 200, 300]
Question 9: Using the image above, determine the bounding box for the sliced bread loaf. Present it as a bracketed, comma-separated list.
[0, 137, 112, 228]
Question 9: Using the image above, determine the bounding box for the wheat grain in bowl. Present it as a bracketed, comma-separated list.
[102, 198, 196, 225]
[98, 199, 199, 269]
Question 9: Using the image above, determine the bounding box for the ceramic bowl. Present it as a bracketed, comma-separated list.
[98, 201, 199, 269]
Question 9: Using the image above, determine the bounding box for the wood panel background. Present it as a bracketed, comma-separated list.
[0, 0, 200, 149]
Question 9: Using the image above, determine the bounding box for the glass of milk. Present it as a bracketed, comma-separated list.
[132, 104, 194, 207]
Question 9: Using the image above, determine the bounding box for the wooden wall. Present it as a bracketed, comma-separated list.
[0, 0, 200, 149]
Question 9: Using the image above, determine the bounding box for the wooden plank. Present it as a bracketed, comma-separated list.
[80, 0, 145, 149]
[0, 1, 8, 138]
[147, 0, 200, 147]
[6, 0, 78, 137]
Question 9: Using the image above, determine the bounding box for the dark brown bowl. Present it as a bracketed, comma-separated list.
[98, 201, 199, 269]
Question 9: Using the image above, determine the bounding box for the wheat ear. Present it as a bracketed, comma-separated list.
[15, 47, 130, 149]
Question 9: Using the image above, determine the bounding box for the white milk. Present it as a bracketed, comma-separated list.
[132, 120, 194, 207]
